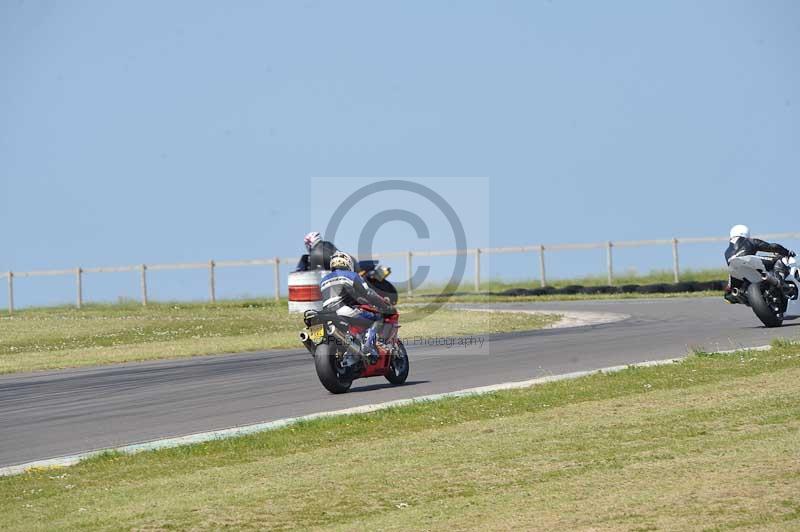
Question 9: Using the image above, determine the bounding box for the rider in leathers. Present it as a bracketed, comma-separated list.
[725, 224, 795, 302]
[320, 251, 395, 363]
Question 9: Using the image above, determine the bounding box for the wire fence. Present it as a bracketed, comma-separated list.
[4, 232, 800, 314]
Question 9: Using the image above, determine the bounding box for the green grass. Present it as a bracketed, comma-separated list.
[412, 267, 726, 294]
[486, 267, 725, 290]
[400, 267, 726, 303]
[1, 339, 798, 530]
[407, 290, 721, 304]
[0, 300, 558, 374]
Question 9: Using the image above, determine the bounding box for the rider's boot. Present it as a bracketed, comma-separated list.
[723, 285, 737, 304]
[783, 282, 798, 300]
[361, 324, 380, 364]
[772, 262, 796, 299]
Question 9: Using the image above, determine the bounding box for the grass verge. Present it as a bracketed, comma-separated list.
[407, 290, 720, 304]
[412, 267, 726, 295]
[1, 340, 798, 530]
[0, 301, 558, 374]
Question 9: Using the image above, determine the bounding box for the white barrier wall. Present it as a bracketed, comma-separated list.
[287, 270, 328, 314]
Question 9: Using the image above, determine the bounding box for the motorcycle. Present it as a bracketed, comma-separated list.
[298, 260, 409, 394]
[727, 253, 800, 327]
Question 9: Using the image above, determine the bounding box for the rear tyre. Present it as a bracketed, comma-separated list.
[314, 342, 353, 394]
[747, 283, 784, 328]
[385, 340, 410, 385]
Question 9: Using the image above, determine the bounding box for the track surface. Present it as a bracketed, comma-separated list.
[1, 297, 798, 468]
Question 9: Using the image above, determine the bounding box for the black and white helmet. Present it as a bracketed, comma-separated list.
[329, 251, 354, 271]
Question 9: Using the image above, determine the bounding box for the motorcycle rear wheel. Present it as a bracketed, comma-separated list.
[747, 283, 784, 328]
[314, 342, 353, 394]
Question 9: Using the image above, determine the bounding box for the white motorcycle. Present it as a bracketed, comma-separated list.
[727, 253, 800, 327]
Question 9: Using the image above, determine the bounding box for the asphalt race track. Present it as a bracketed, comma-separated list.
[2, 297, 798, 469]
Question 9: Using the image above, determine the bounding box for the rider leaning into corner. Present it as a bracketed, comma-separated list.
[319, 251, 396, 364]
[724, 224, 796, 303]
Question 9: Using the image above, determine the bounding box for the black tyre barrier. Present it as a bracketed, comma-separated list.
[582, 285, 619, 295]
[672, 282, 694, 292]
[559, 285, 584, 295]
[502, 288, 533, 297]
[491, 279, 727, 297]
[521, 288, 553, 296]
[693, 280, 727, 291]
[619, 284, 641, 293]
[638, 283, 671, 294]
[579, 286, 603, 295]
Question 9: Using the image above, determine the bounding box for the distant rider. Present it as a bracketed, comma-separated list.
[295, 231, 339, 271]
[724, 224, 795, 301]
[320, 251, 395, 363]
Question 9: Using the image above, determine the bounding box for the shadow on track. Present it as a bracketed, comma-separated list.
[746, 321, 800, 330]
[348, 380, 430, 393]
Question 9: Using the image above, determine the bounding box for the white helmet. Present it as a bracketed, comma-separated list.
[729, 224, 750, 241]
[330, 251, 354, 271]
[303, 231, 322, 251]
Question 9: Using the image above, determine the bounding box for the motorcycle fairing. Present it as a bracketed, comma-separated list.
[728, 255, 769, 284]
[730, 255, 800, 317]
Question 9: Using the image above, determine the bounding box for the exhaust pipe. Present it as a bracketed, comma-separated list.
[326, 324, 363, 356]
[761, 272, 781, 288]
[299, 330, 316, 353]
[731, 287, 740, 297]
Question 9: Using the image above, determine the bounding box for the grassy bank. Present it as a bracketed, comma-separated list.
[408, 290, 720, 304]
[1, 340, 798, 530]
[405, 267, 725, 303]
[412, 267, 727, 296]
[0, 301, 558, 374]
[484, 267, 725, 291]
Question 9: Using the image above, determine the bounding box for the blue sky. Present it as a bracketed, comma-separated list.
[2, 1, 799, 305]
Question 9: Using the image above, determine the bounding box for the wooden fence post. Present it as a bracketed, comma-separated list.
[606, 241, 614, 285]
[672, 238, 680, 283]
[406, 251, 413, 296]
[538, 245, 547, 287]
[273, 257, 281, 302]
[209, 260, 216, 303]
[76, 268, 83, 309]
[474, 248, 481, 292]
[7, 272, 13, 316]
[140, 265, 148, 306]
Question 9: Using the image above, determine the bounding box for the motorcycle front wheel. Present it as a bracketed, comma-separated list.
[747, 283, 784, 328]
[385, 340, 410, 385]
[314, 342, 353, 394]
